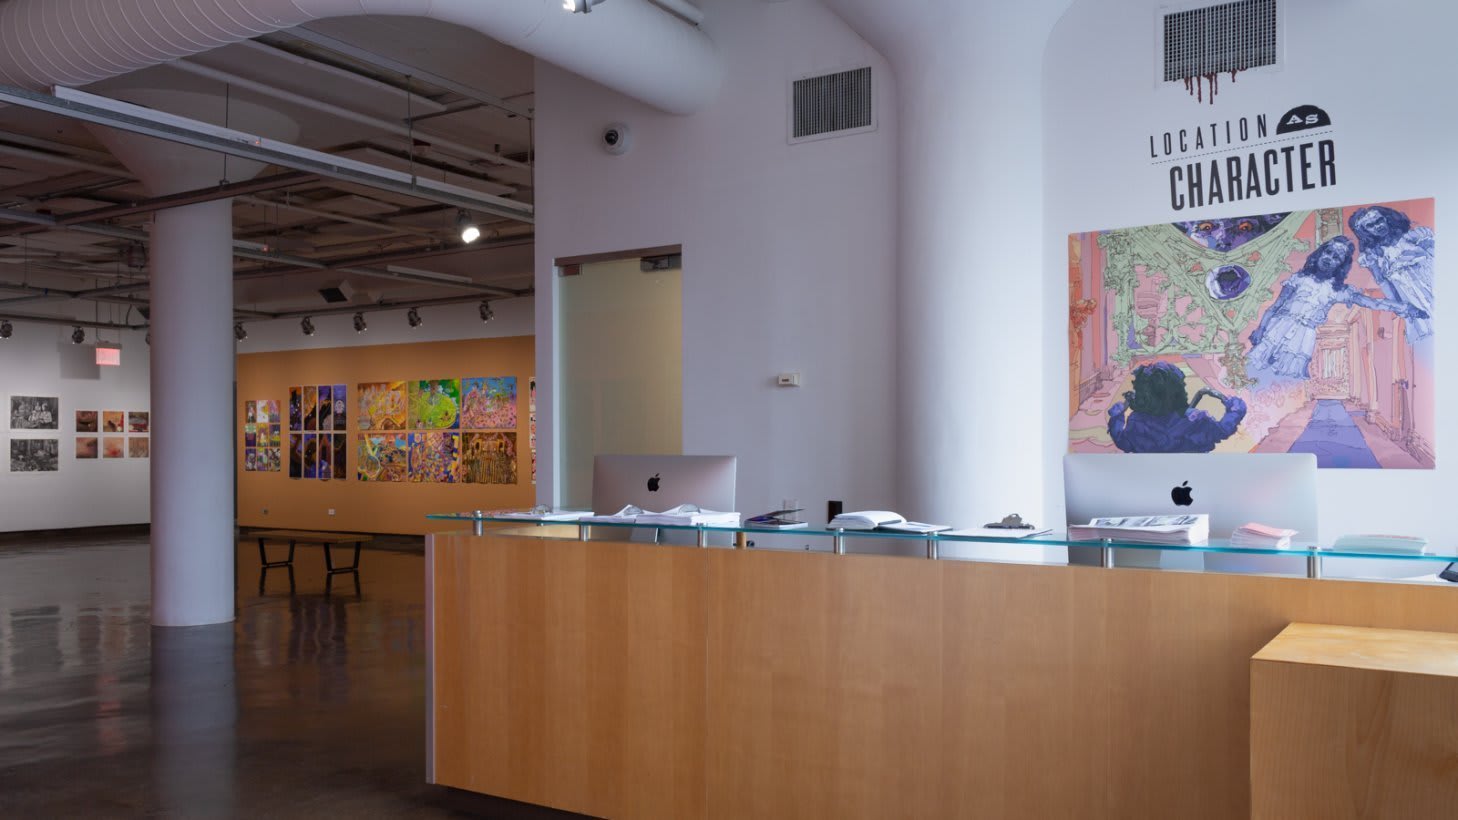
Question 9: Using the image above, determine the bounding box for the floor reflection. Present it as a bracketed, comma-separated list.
[0, 535, 452, 817]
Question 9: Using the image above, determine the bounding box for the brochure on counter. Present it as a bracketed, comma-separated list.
[579, 504, 740, 527]
[1068, 514, 1209, 545]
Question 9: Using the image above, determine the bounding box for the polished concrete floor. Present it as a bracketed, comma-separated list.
[0, 529, 581, 819]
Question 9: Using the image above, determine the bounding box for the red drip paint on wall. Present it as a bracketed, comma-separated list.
[1183, 68, 1245, 104]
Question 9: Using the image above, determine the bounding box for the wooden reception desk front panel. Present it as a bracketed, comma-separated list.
[428, 533, 1458, 820]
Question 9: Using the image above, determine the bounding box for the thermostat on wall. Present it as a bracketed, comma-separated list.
[776, 372, 801, 387]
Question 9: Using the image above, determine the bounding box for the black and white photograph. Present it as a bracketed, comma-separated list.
[10, 395, 59, 430]
[10, 438, 59, 472]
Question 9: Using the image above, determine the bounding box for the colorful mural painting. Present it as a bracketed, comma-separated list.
[461, 432, 517, 485]
[409, 432, 459, 483]
[1068, 199, 1435, 469]
[460, 377, 517, 429]
[409, 379, 461, 430]
[357, 433, 409, 482]
[357, 382, 407, 431]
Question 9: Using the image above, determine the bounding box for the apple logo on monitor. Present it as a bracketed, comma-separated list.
[1171, 481, 1194, 506]
[647, 473, 661, 493]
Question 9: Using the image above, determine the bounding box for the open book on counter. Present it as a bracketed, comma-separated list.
[1068, 514, 1209, 545]
[828, 510, 952, 534]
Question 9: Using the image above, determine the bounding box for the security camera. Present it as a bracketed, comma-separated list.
[601, 123, 632, 155]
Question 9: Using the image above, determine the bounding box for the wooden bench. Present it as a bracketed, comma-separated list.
[251, 529, 373, 575]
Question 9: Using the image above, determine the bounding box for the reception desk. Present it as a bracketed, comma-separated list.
[425, 523, 1458, 819]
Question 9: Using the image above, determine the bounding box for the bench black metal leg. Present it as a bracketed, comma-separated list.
[259, 537, 296, 569]
[324, 541, 362, 574]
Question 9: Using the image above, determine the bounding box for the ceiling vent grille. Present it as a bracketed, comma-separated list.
[1163, 0, 1278, 82]
[790, 67, 874, 144]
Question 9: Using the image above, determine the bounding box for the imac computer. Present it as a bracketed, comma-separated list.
[1064, 453, 1318, 573]
[591, 454, 737, 545]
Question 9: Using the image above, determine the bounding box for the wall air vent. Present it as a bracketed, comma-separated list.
[1163, 0, 1278, 103]
[790, 66, 874, 144]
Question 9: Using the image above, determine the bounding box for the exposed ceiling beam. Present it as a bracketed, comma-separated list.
[0, 310, 146, 330]
[237, 194, 438, 239]
[234, 39, 449, 114]
[0, 172, 317, 240]
[261, 290, 531, 321]
[168, 60, 529, 172]
[0, 84, 534, 225]
[270, 28, 534, 121]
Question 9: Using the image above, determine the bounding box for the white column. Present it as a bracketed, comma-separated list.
[148, 200, 236, 626]
[89, 88, 296, 626]
[815, 1, 1071, 533]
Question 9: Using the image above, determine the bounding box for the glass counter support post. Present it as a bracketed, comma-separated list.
[1307, 554, 1322, 579]
[697, 528, 708, 548]
[927, 537, 938, 560]
[1102, 538, 1115, 569]
[833, 530, 845, 556]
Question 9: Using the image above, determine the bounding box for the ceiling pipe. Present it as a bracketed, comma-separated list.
[647, 0, 704, 26]
[237, 195, 440, 239]
[0, 0, 721, 116]
[271, 28, 534, 121]
[168, 60, 528, 171]
[0, 310, 146, 330]
[262, 290, 533, 321]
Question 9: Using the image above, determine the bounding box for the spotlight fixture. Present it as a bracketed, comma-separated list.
[479, 301, 495, 323]
[456, 210, 481, 244]
[301, 316, 316, 336]
[71, 326, 85, 345]
[563, 0, 608, 11]
[407, 307, 423, 328]
[0, 320, 11, 339]
[352, 312, 368, 333]
[234, 323, 247, 342]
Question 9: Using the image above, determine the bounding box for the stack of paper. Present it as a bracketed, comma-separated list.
[1068, 514, 1209, 545]
[579, 505, 646, 524]
[634, 504, 740, 526]
[1230, 522, 1298, 549]
[1329, 533, 1431, 554]
[495, 507, 590, 522]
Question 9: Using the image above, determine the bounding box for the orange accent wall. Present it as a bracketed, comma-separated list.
[237, 336, 535, 534]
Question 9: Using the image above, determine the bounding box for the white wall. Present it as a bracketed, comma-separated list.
[0, 321, 151, 532]
[534, 0, 899, 522]
[237, 296, 535, 353]
[1043, 0, 1456, 542]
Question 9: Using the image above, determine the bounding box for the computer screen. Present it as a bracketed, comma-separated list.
[1063, 453, 1317, 572]
[591, 454, 737, 545]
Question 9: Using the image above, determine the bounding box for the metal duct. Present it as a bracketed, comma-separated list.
[0, 0, 721, 115]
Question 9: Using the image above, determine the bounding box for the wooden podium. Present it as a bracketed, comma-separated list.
[1251, 623, 1458, 819]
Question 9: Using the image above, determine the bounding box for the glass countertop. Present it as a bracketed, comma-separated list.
[425, 512, 1458, 564]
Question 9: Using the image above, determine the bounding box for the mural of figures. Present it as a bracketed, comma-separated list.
[461, 432, 517, 485]
[460, 377, 517, 429]
[245, 401, 256, 425]
[303, 433, 318, 479]
[1068, 199, 1435, 469]
[331, 385, 346, 430]
[357, 382, 407, 430]
[288, 434, 304, 478]
[357, 433, 409, 482]
[408, 432, 459, 483]
[303, 386, 318, 431]
[409, 379, 461, 430]
[317, 385, 333, 431]
[261, 400, 279, 425]
[289, 388, 303, 432]
[332, 434, 347, 480]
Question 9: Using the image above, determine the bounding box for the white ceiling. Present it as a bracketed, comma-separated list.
[0, 15, 539, 331]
